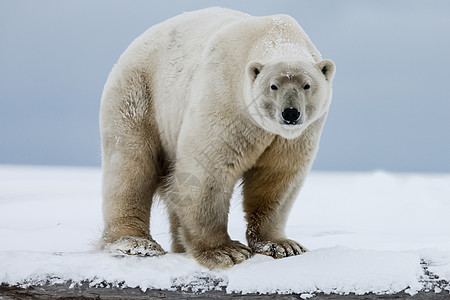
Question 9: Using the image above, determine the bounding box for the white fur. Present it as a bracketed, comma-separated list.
[103, 7, 333, 152]
[100, 7, 335, 269]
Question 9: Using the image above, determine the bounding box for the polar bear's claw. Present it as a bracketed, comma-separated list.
[251, 239, 308, 259]
[104, 236, 167, 257]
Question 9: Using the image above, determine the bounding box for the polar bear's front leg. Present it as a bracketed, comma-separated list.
[167, 164, 251, 269]
[243, 115, 327, 258]
[242, 133, 322, 259]
[243, 167, 309, 259]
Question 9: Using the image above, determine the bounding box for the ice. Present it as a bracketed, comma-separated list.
[1, 165, 450, 295]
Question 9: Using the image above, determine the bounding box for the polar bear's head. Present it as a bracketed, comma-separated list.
[244, 59, 335, 139]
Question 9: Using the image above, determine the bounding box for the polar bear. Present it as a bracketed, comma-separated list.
[99, 7, 335, 269]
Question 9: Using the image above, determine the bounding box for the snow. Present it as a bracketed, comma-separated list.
[1, 165, 450, 295]
[226, 247, 423, 295]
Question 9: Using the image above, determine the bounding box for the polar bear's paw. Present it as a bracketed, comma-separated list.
[250, 239, 308, 259]
[104, 236, 167, 257]
[193, 240, 252, 269]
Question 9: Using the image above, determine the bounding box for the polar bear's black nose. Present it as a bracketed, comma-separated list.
[282, 107, 301, 124]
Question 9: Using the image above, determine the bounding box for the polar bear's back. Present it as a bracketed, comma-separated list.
[130, 7, 251, 61]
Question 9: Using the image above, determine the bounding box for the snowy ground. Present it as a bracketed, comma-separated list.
[1, 165, 450, 297]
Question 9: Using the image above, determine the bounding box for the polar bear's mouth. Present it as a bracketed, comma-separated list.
[283, 120, 301, 125]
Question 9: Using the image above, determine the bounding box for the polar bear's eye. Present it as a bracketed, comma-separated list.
[304, 84, 311, 90]
[270, 84, 278, 91]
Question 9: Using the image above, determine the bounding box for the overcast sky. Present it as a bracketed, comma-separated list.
[1, 0, 449, 172]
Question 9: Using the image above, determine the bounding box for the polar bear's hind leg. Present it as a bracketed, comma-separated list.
[100, 68, 166, 257]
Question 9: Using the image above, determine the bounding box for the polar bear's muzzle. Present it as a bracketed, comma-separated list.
[279, 89, 304, 125]
[281, 107, 302, 125]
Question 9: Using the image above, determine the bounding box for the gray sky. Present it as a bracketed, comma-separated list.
[1, 0, 449, 172]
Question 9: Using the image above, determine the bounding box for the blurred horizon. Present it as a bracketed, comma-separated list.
[1, 0, 450, 173]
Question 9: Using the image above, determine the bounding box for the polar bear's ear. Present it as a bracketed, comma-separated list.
[317, 59, 335, 81]
[247, 62, 263, 81]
